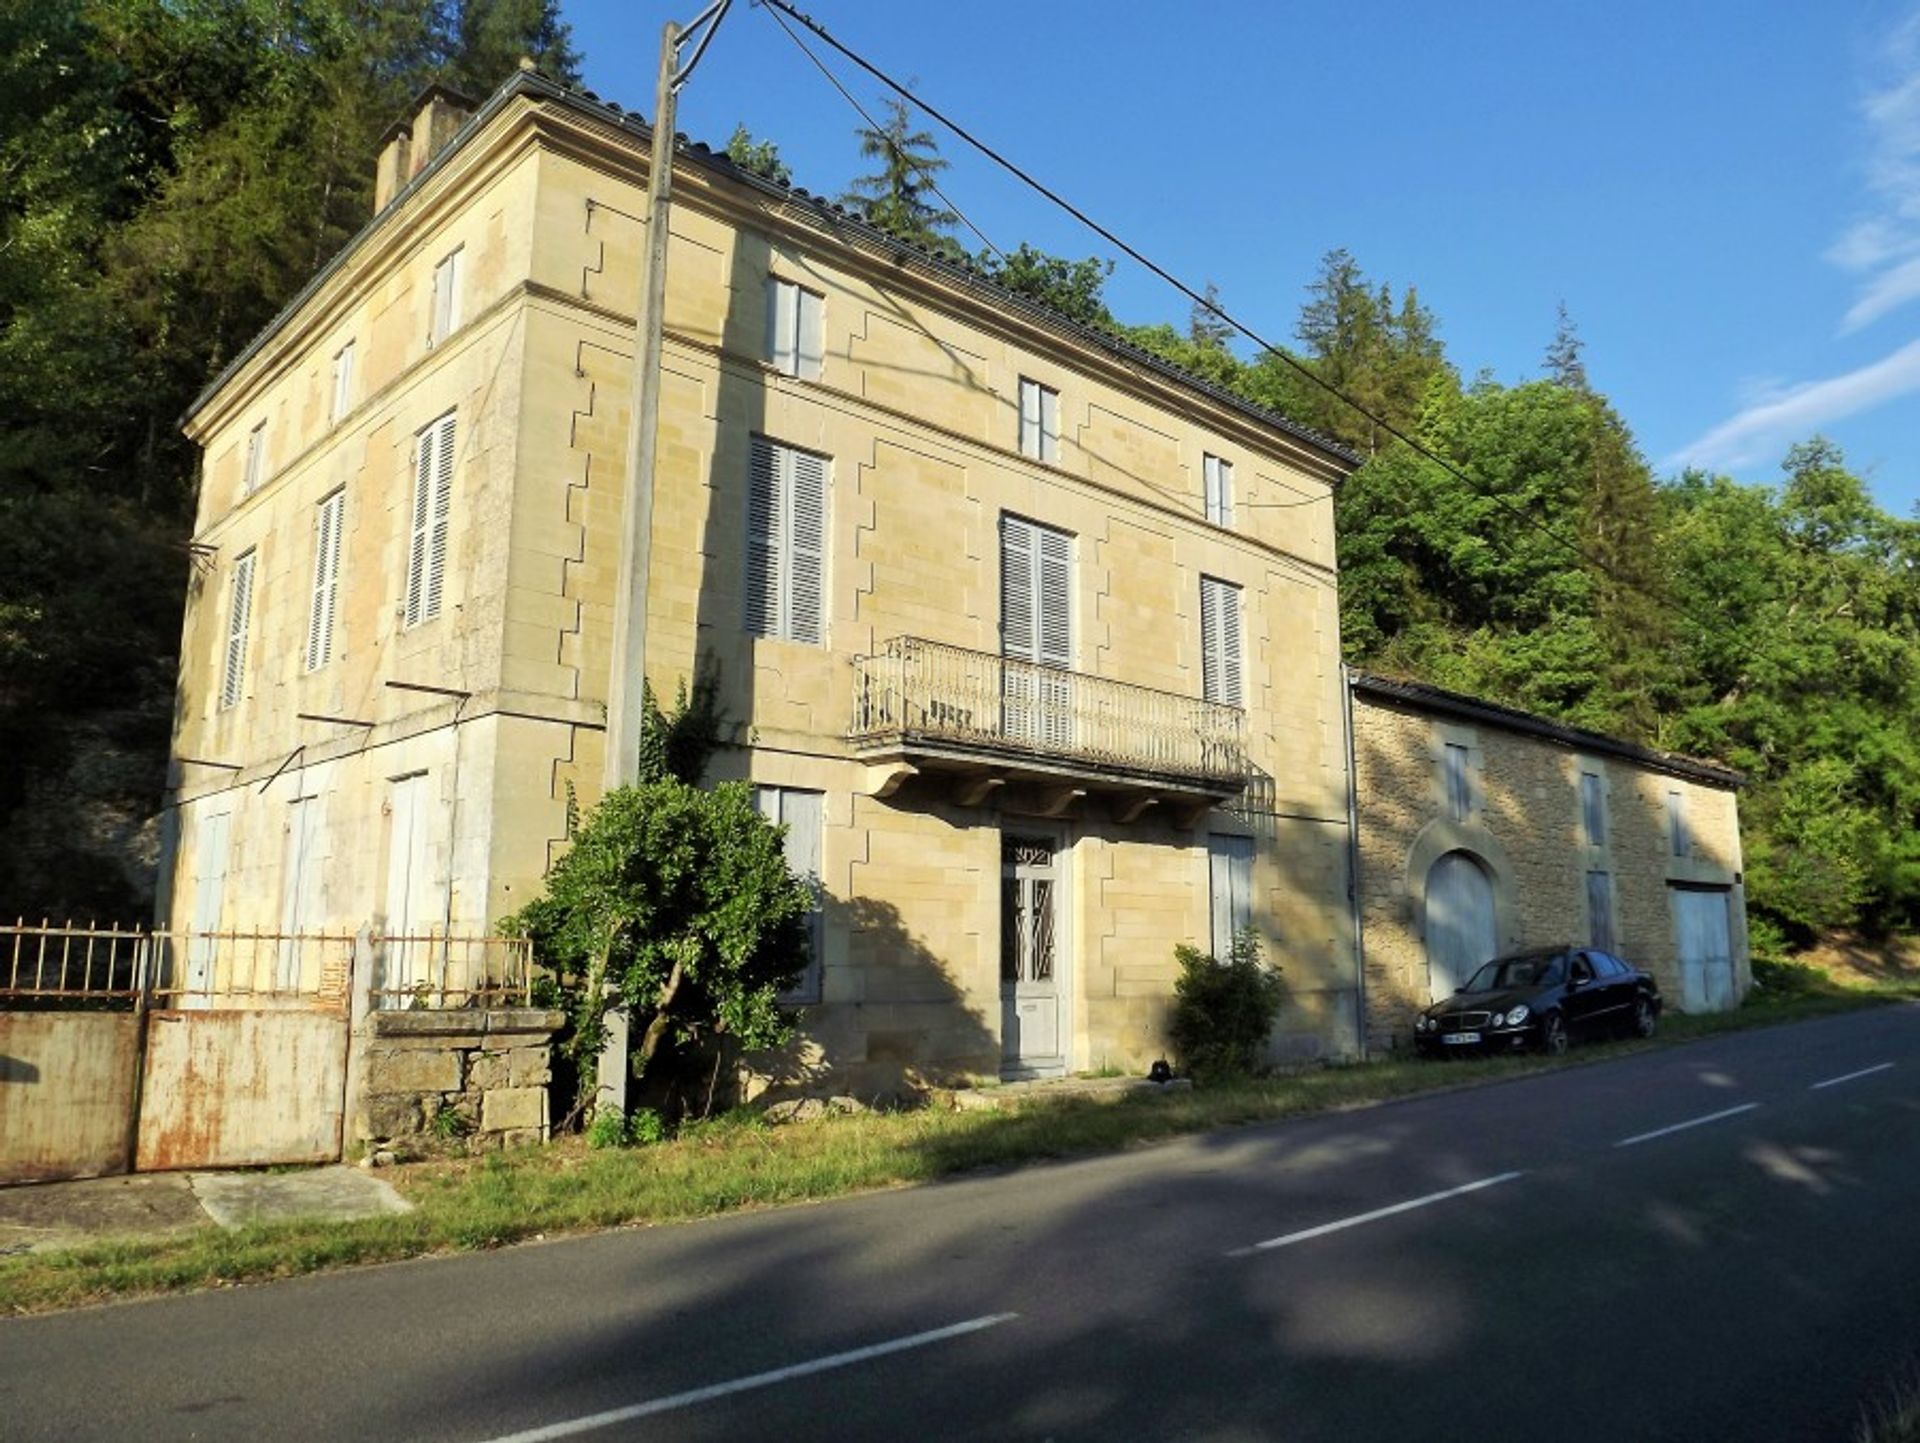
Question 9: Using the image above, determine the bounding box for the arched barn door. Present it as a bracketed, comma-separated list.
[1426, 850, 1497, 1000]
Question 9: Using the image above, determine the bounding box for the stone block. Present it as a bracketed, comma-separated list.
[369, 1010, 487, 1039]
[481, 1086, 547, 1133]
[508, 1046, 552, 1086]
[363, 1047, 463, 1095]
[358, 1094, 422, 1141]
[467, 1051, 512, 1091]
[483, 1009, 568, 1037]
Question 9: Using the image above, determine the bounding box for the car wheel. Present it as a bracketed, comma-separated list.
[1541, 1012, 1570, 1057]
[1632, 997, 1656, 1039]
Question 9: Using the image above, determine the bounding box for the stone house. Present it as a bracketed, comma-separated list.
[1349, 673, 1748, 1051]
[158, 70, 1365, 1096]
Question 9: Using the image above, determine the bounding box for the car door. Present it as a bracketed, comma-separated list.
[1565, 951, 1604, 1035]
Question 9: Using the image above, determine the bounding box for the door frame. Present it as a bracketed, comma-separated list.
[999, 822, 1072, 1080]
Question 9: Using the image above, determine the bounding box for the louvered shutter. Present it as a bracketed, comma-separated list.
[796, 288, 824, 381]
[404, 429, 433, 627]
[1035, 525, 1072, 669]
[221, 550, 256, 709]
[1201, 576, 1243, 707]
[1000, 517, 1036, 660]
[425, 415, 455, 620]
[307, 491, 343, 671]
[745, 436, 782, 636]
[786, 447, 827, 643]
[768, 279, 797, 374]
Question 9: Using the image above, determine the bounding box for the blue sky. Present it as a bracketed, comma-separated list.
[562, 1, 1920, 515]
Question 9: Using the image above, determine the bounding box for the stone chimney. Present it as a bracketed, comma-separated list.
[374, 83, 479, 214]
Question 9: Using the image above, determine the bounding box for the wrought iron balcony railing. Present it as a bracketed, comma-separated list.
[849, 636, 1248, 790]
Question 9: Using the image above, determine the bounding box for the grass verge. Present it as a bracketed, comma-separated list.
[1, 984, 1910, 1316]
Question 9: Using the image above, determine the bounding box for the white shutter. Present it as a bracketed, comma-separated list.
[1036, 525, 1073, 669]
[1205, 455, 1234, 527]
[1667, 791, 1689, 856]
[220, 550, 256, 709]
[431, 249, 461, 345]
[1019, 379, 1041, 459]
[1000, 517, 1037, 660]
[1039, 384, 1059, 462]
[404, 430, 432, 627]
[1209, 833, 1254, 959]
[307, 490, 343, 671]
[1200, 576, 1242, 707]
[745, 436, 783, 636]
[768, 278, 798, 374]
[243, 423, 266, 495]
[331, 342, 355, 423]
[426, 414, 455, 620]
[786, 447, 828, 643]
[796, 287, 824, 381]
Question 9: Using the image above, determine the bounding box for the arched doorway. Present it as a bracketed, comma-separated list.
[1426, 850, 1497, 1000]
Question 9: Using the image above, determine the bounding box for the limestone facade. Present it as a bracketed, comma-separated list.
[1350, 675, 1748, 1051]
[162, 72, 1363, 1092]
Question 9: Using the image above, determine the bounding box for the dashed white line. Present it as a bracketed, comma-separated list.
[1614, 1102, 1759, 1149]
[469, 1313, 1020, 1443]
[1228, 1171, 1526, 1257]
[1811, 1062, 1894, 1090]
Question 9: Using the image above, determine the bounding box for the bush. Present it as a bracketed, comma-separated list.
[587, 1106, 668, 1149]
[1169, 930, 1285, 1082]
[1749, 955, 1835, 998]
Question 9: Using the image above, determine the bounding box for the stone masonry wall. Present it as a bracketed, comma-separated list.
[353, 1008, 564, 1150]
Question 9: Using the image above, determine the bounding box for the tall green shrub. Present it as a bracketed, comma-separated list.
[1168, 931, 1285, 1082]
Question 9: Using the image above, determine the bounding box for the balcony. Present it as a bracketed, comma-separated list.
[848, 636, 1249, 820]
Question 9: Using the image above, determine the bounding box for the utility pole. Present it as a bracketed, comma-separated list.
[597, 0, 733, 1120]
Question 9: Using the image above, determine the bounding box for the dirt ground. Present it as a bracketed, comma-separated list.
[1796, 931, 1920, 987]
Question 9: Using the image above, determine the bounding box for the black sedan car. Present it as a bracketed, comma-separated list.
[1413, 947, 1662, 1058]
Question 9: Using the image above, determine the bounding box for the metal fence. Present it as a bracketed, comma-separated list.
[0, 922, 533, 1009]
[850, 635, 1248, 784]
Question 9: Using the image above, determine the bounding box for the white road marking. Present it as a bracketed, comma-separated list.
[470, 1313, 1020, 1443]
[1228, 1171, 1526, 1257]
[1614, 1102, 1759, 1148]
[1810, 1062, 1894, 1091]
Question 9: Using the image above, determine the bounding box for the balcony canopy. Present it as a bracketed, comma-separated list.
[849, 636, 1249, 823]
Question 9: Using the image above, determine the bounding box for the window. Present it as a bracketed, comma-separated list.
[754, 786, 825, 1003]
[1204, 454, 1235, 527]
[1199, 576, 1243, 707]
[1587, 871, 1615, 952]
[1667, 789, 1690, 857]
[1018, 377, 1059, 463]
[1001, 514, 1073, 669]
[1444, 743, 1472, 822]
[1570, 952, 1596, 984]
[429, 247, 462, 346]
[306, 489, 344, 672]
[1581, 771, 1606, 848]
[330, 341, 355, 423]
[1208, 833, 1254, 960]
[766, 277, 824, 380]
[746, 436, 829, 643]
[278, 795, 325, 989]
[242, 421, 267, 496]
[219, 549, 256, 710]
[405, 412, 455, 628]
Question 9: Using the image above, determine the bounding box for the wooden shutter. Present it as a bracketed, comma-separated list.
[221, 550, 256, 709]
[331, 343, 354, 423]
[1035, 524, 1072, 668]
[1000, 515, 1036, 660]
[425, 414, 454, 620]
[1200, 576, 1242, 706]
[307, 490, 343, 671]
[796, 287, 824, 381]
[1587, 871, 1615, 952]
[1204, 455, 1234, 527]
[1581, 772, 1605, 847]
[1209, 834, 1254, 959]
[768, 278, 797, 374]
[745, 436, 783, 636]
[431, 250, 461, 345]
[1445, 743, 1472, 821]
[1039, 384, 1059, 462]
[787, 448, 827, 643]
[404, 428, 432, 627]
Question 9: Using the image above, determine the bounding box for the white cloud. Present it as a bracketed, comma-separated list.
[1831, 12, 1920, 332]
[1662, 336, 1920, 471]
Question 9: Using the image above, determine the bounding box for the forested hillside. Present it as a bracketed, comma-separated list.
[4, 19, 1914, 955]
[0, 0, 578, 916]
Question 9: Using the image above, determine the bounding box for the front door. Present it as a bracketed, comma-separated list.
[1672, 886, 1735, 1012]
[1426, 850, 1497, 1000]
[1002, 834, 1065, 1076]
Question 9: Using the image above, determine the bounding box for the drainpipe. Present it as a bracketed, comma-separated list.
[1340, 663, 1368, 1059]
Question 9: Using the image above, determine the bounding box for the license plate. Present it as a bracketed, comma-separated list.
[1442, 1032, 1482, 1045]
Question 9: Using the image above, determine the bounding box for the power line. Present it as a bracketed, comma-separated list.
[753, 0, 1768, 670]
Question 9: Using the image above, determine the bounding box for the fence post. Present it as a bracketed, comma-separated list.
[337, 926, 376, 1160]
[123, 930, 155, 1175]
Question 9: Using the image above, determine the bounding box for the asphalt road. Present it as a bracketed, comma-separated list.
[5, 1004, 1920, 1442]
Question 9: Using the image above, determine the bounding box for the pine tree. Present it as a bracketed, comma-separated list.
[1189, 281, 1234, 350]
[843, 98, 959, 252]
[1545, 302, 1590, 390]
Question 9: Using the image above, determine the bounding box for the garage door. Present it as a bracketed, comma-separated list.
[1427, 851, 1497, 1001]
[1671, 886, 1735, 1013]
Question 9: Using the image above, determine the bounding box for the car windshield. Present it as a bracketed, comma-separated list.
[1462, 952, 1565, 992]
